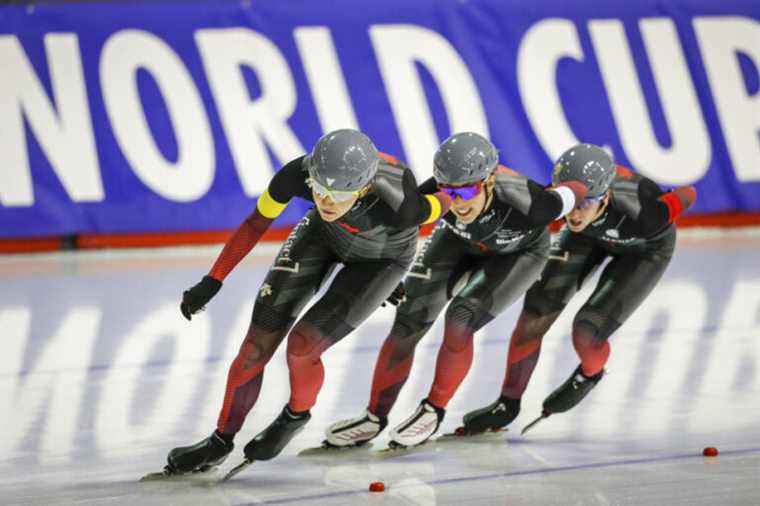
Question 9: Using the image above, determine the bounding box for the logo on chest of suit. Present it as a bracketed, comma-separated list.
[446, 219, 472, 238]
[495, 228, 526, 245]
[605, 229, 620, 239]
[478, 209, 496, 224]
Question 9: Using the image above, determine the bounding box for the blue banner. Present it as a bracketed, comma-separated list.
[1, 0, 758, 237]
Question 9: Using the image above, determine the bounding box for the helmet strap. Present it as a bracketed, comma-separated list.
[591, 191, 611, 221]
[480, 174, 497, 215]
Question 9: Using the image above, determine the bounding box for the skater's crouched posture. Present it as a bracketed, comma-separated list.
[322, 132, 589, 450]
[157, 129, 452, 477]
[482, 144, 697, 434]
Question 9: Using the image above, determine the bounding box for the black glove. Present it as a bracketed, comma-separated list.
[180, 275, 222, 321]
[381, 282, 407, 307]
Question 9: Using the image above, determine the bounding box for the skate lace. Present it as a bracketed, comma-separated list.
[336, 428, 377, 441]
[405, 418, 437, 436]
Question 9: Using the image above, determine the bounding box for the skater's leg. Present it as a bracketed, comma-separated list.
[216, 215, 336, 436]
[369, 226, 469, 418]
[540, 235, 676, 417]
[501, 230, 607, 400]
[368, 316, 434, 417]
[573, 238, 674, 376]
[286, 260, 410, 412]
[427, 234, 550, 409]
[243, 260, 409, 460]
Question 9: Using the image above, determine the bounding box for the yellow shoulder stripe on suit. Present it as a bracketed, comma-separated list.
[256, 189, 288, 219]
[423, 194, 442, 224]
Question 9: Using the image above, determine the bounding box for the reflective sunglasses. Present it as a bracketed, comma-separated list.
[306, 177, 362, 203]
[575, 194, 606, 210]
[438, 182, 483, 201]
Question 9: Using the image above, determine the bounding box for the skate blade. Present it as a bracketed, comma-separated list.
[520, 415, 546, 435]
[437, 426, 507, 442]
[298, 441, 374, 457]
[373, 441, 430, 458]
[139, 470, 172, 482]
[220, 459, 252, 482]
[139, 466, 218, 482]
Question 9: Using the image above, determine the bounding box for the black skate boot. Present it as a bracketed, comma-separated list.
[142, 430, 233, 480]
[522, 365, 604, 435]
[544, 365, 604, 414]
[461, 396, 520, 434]
[244, 405, 311, 461]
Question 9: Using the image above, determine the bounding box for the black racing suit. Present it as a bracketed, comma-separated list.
[368, 166, 576, 416]
[214, 154, 449, 434]
[502, 167, 677, 399]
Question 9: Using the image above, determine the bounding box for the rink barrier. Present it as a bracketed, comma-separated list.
[1, 212, 760, 254]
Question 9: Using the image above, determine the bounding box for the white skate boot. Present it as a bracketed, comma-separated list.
[388, 399, 445, 449]
[325, 410, 387, 448]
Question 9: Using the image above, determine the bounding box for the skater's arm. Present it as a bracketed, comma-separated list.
[637, 178, 697, 235]
[417, 177, 438, 195]
[207, 206, 278, 281]
[398, 169, 452, 226]
[208, 157, 309, 281]
[496, 170, 587, 226]
[376, 164, 451, 227]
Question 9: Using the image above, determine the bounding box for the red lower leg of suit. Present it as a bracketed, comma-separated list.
[500, 311, 611, 399]
[501, 311, 546, 399]
[572, 323, 610, 377]
[286, 320, 333, 413]
[368, 336, 416, 418]
[427, 322, 474, 409]
[217, 338, 269, 435]
[216, 320, 331, 435]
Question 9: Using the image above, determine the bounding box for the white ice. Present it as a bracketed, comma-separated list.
[1, 230, 759, 505]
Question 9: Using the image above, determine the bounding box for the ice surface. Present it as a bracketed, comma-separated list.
[2, 231, 759, 505]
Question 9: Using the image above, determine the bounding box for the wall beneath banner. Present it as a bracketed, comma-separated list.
[1, 0, 758, 239]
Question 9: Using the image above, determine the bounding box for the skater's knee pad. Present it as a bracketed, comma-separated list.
[573, 306, 621, 341]
[445, 297, 493, 333]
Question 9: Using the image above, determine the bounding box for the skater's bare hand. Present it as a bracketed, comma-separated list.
[180, 275, 222, 321]
[382, 282, 406, 307]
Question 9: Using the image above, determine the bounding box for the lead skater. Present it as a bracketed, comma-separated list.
[145, 129, 452, 478]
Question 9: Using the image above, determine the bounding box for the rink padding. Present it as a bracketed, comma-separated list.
[2, 213, 759, 254]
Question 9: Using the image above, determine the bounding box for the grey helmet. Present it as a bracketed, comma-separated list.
[305, 129, 379, 191]
[552, 144, 615, 198]
[433, 132, 498, 185]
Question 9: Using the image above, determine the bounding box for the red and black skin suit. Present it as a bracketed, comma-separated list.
[502, 167, 697, 402]
[190, 153, 451, 438]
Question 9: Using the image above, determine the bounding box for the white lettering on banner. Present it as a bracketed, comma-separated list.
[0, 307, 100, 461]
[0, 34, 102, 207]
[100, 30, 214, 202]
[695, 17, 760, 182]
[369, 25, 488, 179]
[95, 302, 211, 456]
[688, 279, 760, 433]
[593, 281, 707, 434]
[589, 19, 711, 185]
[517, 19, 584, 163]
[700, 280, 760, 395]
[196, 28, 305, 197]
[294, 27, 359, 132]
